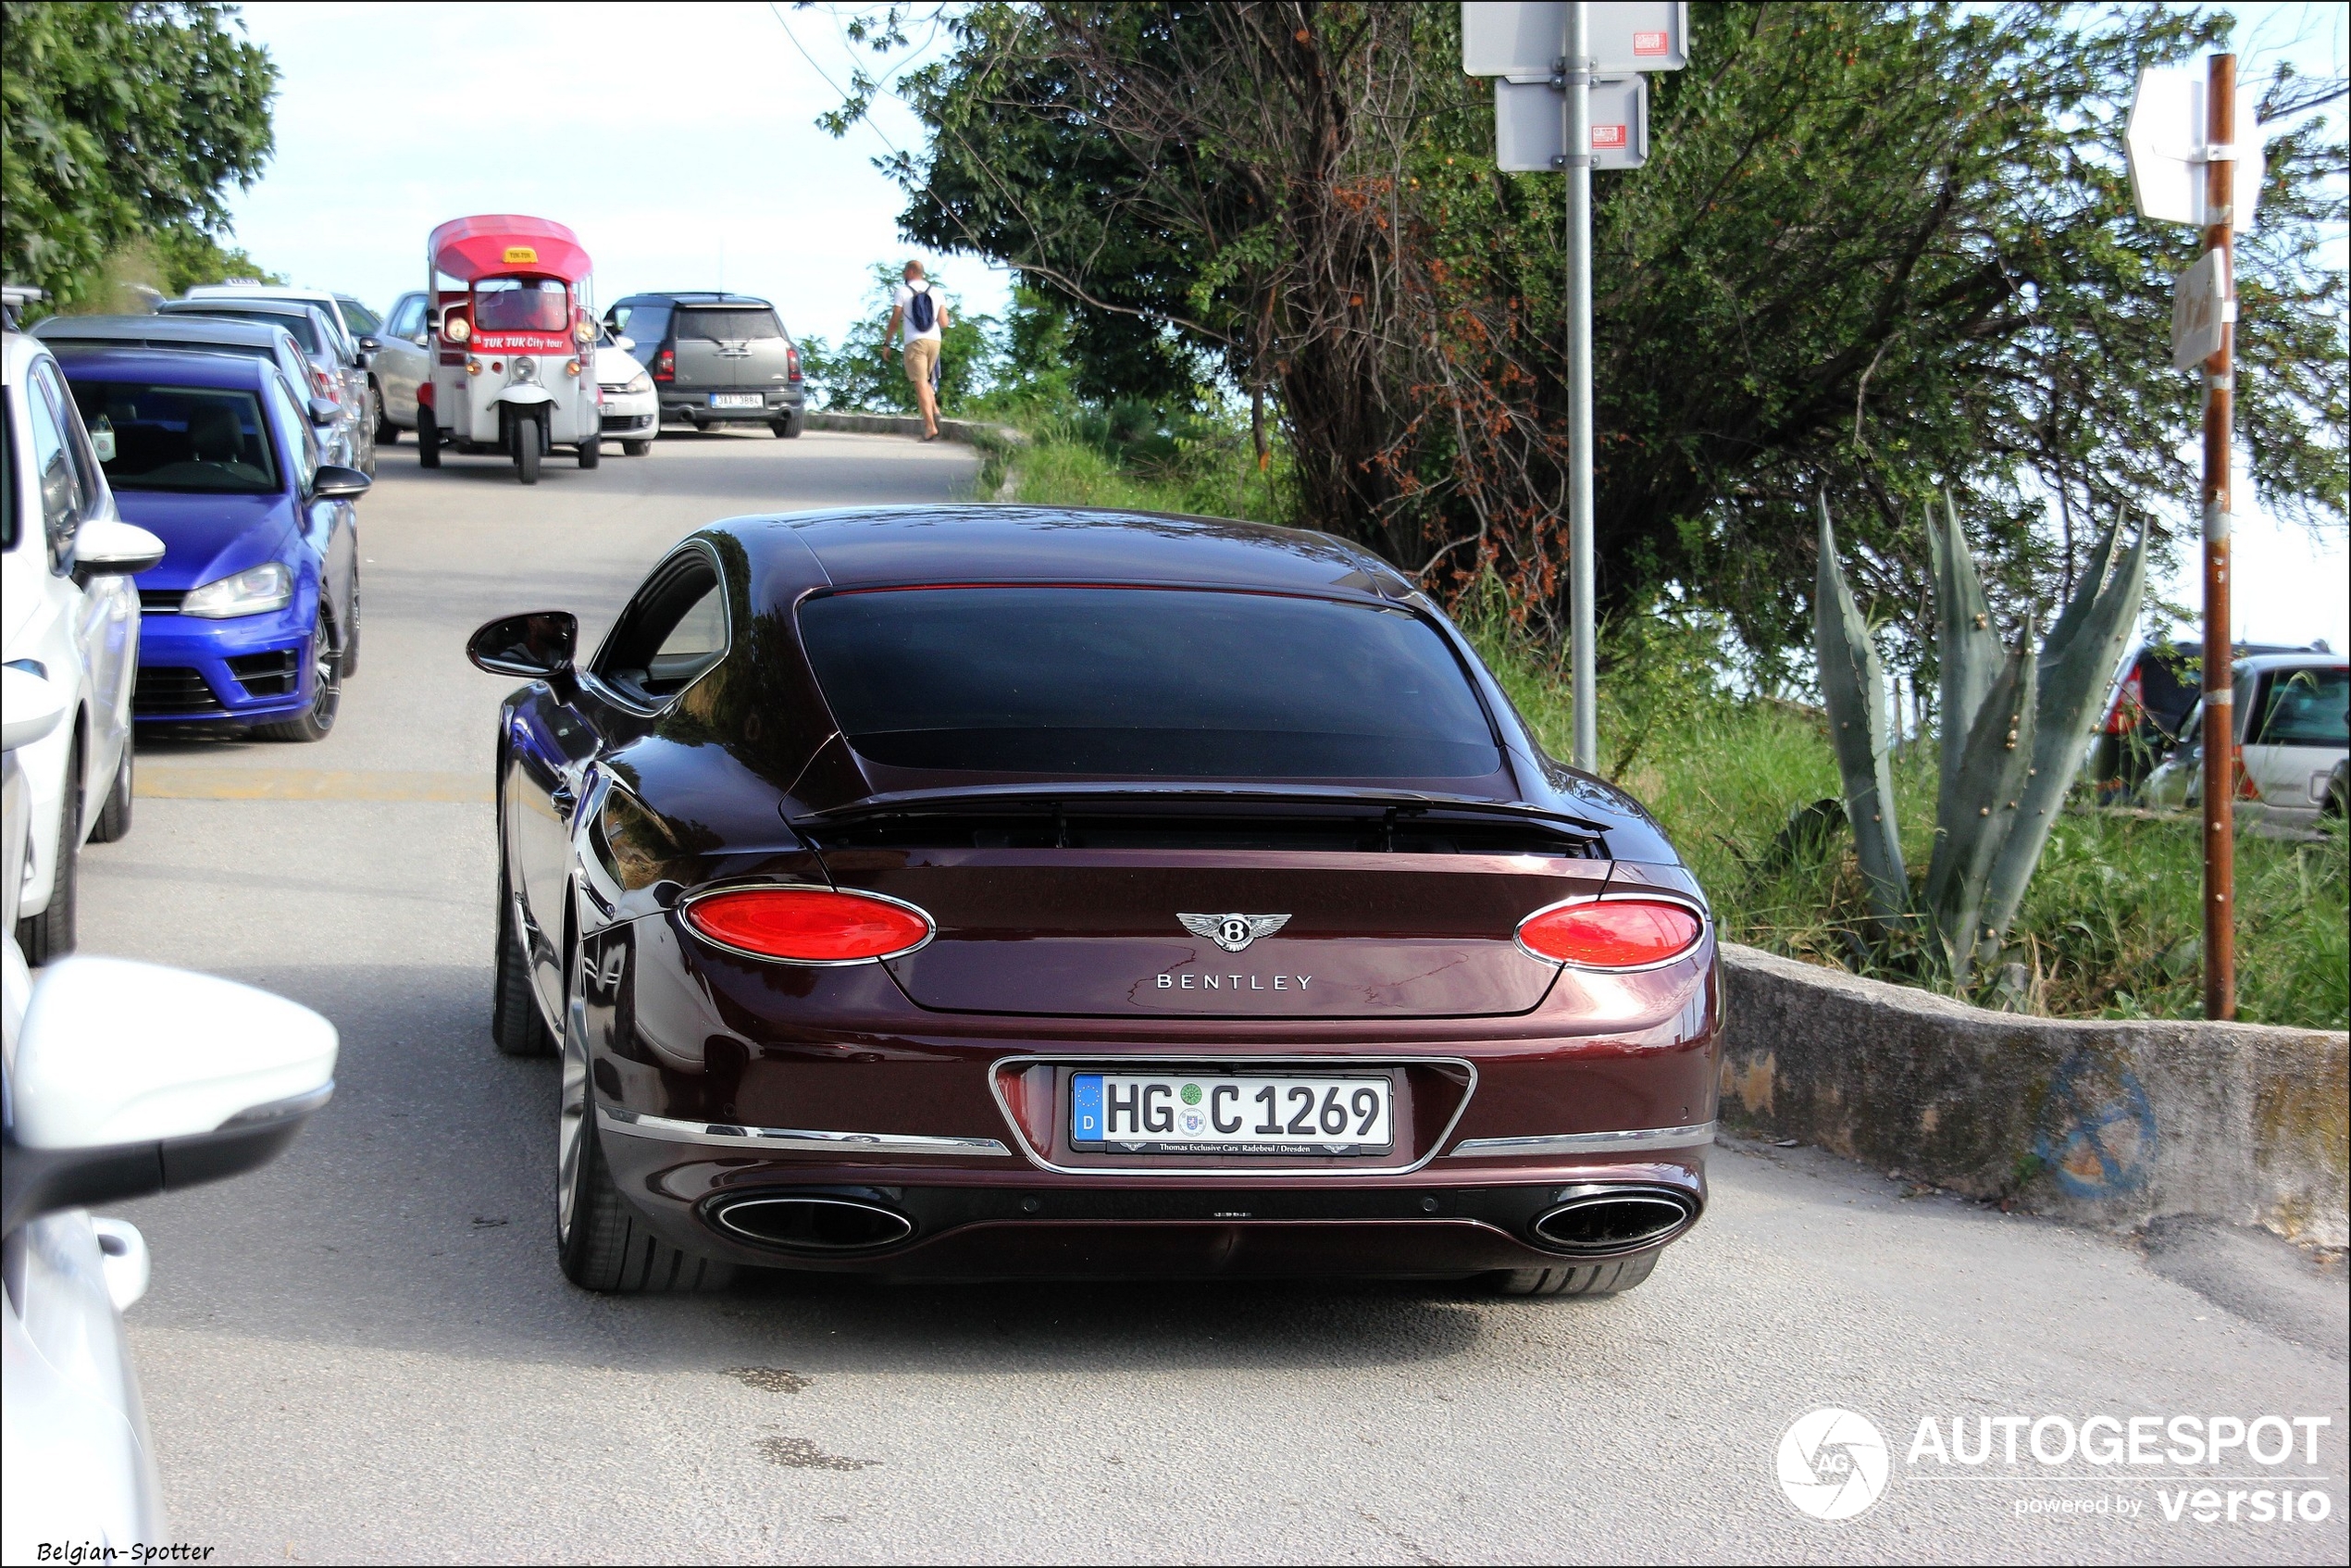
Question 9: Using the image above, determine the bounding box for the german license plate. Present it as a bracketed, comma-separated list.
[708, 392, 764, 409]
[1070, 1071, 1393, 1155]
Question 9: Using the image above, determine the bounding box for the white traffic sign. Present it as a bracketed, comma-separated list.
[1496, 74, 1648, 170]
[2171, 248, 2230, 371]
[2126, 67, 2263, 230]
[1462, 1, 1687, 76]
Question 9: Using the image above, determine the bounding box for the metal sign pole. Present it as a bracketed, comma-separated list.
[1563, 0, 1598, 771]
[2199, 52, 2237, 1020]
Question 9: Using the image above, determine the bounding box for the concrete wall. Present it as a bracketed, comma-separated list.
[1717, 943, 2348, 1247]
[805, 411, 1022, 446]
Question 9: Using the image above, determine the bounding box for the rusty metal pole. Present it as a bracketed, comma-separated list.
[2199, 53, 2237, 1021]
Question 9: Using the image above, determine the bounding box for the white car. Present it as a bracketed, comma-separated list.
[595, 337, 658, 455]
[2140, 651, 2348, 829]
[1, 676, 340, 1557]
[2, 330, 166, 964]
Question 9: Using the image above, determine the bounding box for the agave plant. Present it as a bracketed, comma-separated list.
[1815, 494, 2146, 981]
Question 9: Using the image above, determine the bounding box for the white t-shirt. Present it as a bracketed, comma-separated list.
[894, 282, 944, 343]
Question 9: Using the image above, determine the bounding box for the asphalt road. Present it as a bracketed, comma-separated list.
[79, 429, 2348, 1565]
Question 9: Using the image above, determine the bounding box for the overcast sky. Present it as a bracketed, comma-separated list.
[220, 0, 2344, 647]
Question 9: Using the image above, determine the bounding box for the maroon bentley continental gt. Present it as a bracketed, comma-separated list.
[467, 506, 1720, 1297]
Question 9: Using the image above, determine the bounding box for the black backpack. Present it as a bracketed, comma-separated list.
[906, 283, 937, 334]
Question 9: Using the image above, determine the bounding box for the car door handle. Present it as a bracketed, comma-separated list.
[550, 785, 577, 821]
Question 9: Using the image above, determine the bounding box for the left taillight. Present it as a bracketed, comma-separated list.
[786, 344, 802, 382]
[1516, 898, 1704, 970]
[682, 887, 934, 964]
[313, 366, 336, 396]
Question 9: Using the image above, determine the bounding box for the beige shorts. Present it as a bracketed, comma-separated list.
[902, 336, 940, 383]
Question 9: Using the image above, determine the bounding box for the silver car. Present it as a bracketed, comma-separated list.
[157, 299, 373, 475]
[26, 315, 346, 465]
[333, 295, 429, 442]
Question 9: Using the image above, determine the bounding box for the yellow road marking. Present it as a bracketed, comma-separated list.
[135, 766, 491, 803]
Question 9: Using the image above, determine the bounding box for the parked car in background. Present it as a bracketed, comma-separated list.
[30, 313, 334, 460]
[2090, 637, 2315, 803]
[326, 293, 427, 444]
[50, 344, 370, 742]
[2136, 651, 2349, 831]
[2, 331, 165, 963]
[157, 297, 373, 475]
[594, 330, 656, 455]
[603, 292, 806, 437]
[0, 934, 338, 1560]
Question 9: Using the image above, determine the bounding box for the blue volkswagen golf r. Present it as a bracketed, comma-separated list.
[49, 345, 370, 740]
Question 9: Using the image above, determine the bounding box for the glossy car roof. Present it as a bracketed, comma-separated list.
[34, 314, 292, 349]
[46, 343, 276, 388]
[746, 505, 1409, 599]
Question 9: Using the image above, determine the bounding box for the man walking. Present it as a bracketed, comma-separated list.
[889, 260, 950, 442]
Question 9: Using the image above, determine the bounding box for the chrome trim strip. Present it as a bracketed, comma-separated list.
[597, 1105, 1011, 1156]
[1449, 1121, 1716, 1157]
[988, 1053, 1478, 1177]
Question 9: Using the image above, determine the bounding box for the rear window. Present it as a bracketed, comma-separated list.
[798, 587, 1501, 778]
[2252, 667, 2348, 747]
[65, 380, 280, 495]
[609, 301, 671, 346]
[676, 307, 782, 342]
[185, 307, 322, 354]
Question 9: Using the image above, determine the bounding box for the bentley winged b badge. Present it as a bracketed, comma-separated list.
[1179, 913, 1292, 953]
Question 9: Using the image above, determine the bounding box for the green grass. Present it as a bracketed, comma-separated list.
[1002, 432, 2350, 1031]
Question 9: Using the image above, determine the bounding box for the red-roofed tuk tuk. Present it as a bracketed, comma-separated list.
[417, 216, 600, 484]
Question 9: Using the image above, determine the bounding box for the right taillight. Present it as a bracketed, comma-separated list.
[682, 886, 933, 964]
[786, 344, 802, 381]
[1517, 899, 1703, 969]
[653, 347, 674, 381]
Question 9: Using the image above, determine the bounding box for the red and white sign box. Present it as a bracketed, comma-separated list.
[1494, 73, 1649, 172]
[1462, 1, 1689, 77]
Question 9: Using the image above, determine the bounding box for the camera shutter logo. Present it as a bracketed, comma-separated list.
[1778, 1408, 1890, 1521]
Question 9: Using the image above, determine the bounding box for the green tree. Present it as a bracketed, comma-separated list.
[845, 2, 2345, 673]
[799, 262, 994, 413]
[2, 1, 278, 308]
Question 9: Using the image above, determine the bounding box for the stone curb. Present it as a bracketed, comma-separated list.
[805, 411, 1026, 446]
[1717, 941, 2348, 1246]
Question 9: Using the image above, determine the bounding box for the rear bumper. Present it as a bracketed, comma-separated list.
[658, 387, 804, 423]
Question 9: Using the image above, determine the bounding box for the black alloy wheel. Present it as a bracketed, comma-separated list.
[90, 738, 134, 844]
[555, 938, 733, 1293]
[417, 404, 442, 468]
[255, 607, 342, 742]
[372, 382, 397, 443]
[15, 736, 81, 964]
[512, 410, 541, 485]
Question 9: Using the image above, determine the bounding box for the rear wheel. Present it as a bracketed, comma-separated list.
[578, 432, 600, 468]
[16, 740, 81, 964]
[622, 439, 652, 456]
[772, 410, 804, 439]
[556, 942, 733, 1293]
[254, 608, 341, 742]
[90, 740, 133, 844]
[417, 404, 442, 468]
[371, 382, 397, 443]
[513, 412, 541, 485]
[1492, 1250, 1660, 1298]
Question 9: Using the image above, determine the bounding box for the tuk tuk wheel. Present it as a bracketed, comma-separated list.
[513, 412, 541, 485]
[417, 404, 442, 469]
[578, 434, 601, 469]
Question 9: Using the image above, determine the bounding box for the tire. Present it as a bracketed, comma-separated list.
[417, 404, 442, 468]
[513, 411, 541, 485]
[16, 740, 81, 965]
[578, 432, 600, 469]
[555, 942, 733, 1293]
[622, 439, 652, 457]
[491, 864, 556, 1058]
[371, 382, 397, 444]
[772, 411, 804, 439]
[89, 740, 133, 844]
[254, 608, 342, 742]
[1492, 1250, 1661, 1299]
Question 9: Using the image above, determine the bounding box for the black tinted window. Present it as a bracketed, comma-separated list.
[799, 588, 1501, 778]
[676, 308, 782, 342]
[2253, 667, 2348, 746]
[609, 302, 671, 345]
[339, 298, 381, 334]
[67, 380, 281, 494]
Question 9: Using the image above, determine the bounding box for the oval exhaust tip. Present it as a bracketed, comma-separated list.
[1530, 1187, 1696, 1255]
[715, 1195, 914, 1252]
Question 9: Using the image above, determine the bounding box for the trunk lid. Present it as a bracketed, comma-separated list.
[806, 802, 1606, 1019]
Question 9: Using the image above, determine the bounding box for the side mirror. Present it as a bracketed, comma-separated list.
[2, 665, 67, 752]
[613, 336, 635, 353]
[2, 956, 338, 1234]
[72, 517, 167, 577]
[309, 396, 342, 427]
[312, 464, 372, 500]
[357, 334, 381, 354]
[467, 611, 580, 700]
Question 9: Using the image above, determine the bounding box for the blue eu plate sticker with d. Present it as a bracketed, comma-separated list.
[1071, 1074, 1104, 1142]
